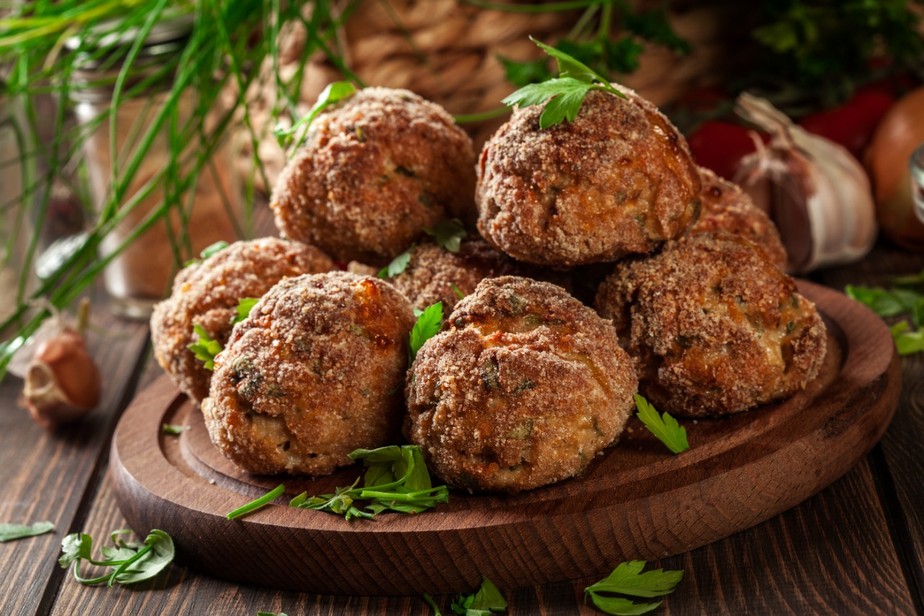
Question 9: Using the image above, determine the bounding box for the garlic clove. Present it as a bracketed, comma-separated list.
[22, 328, 101, 430]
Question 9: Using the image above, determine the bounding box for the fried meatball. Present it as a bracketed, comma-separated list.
[270, 86, 476, 264]
[476, 86, 701, 267]
[405, 276, 638, 493]
[150, 238, 335, 405]
[202, 272, 415, 476]
[689, 167, 788, 270]
[388, 238, 525, 312]
[595, 233, 826, 417]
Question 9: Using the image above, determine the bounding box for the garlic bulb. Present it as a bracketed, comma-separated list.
[734, 93, 878, 273]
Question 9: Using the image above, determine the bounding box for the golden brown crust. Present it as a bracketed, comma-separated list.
[150, 238, 335, 405]
[595, 233, 826, 417]
[405, 276, 638, 493]
[270, 87, 476, 264]
[476, 86, 701, 266]
[689, 167, 788, 270]
[201, 271, 416, 476]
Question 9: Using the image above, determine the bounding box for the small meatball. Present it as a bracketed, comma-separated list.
[689, 167, 788, 270]
[388, 238, 524, 312]
[595, 233, 826, 417]
[405, 276, 638, 493]
[202, 272, 415, 476]
[270, 87, 476, 264]
[150, 238, 334, 405]
[476, 86, 701, 267]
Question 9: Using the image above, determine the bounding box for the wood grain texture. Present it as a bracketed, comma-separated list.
[0, 310, 149, 616]
[107, 281, 902, 596]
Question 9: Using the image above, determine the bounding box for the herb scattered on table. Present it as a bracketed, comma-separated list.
[634, 394, 689, 455]
[409, 302, 444, 362]
[846, 276, 924, 356]
[502, 37, 626, 129]
[58, 529, 174, 587]
[584, 560, 684, 615]
[290, 445, 449, 521]
[256, 612, 288, 616]
[449, 576, 507, 615]
[161, 423, 187, 435]
[0, 521, 54, 542]
[227, 484, 286, 520]
[425, 219, 467, 253]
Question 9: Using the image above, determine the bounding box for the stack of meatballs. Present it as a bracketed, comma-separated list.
[151, 84, 826, 493]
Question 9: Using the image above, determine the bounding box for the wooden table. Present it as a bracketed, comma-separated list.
[1, 240, 923, 616]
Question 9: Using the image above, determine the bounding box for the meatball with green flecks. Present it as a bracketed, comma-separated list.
[202, 271, 415, 476]
[405, 276, 638, 493]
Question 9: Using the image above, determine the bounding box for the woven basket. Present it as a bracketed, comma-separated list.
[244, 0, 750, 192]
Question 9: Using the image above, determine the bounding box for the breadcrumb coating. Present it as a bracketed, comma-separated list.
[405, 276, 638, 493]
[689, 167, 788, 270]
[270, 87, 476, 264]
[150, 238, 335, 405]
[476, 86, 701, 266]
[202, 271, 415, 476]
[595, 233, 826, 417]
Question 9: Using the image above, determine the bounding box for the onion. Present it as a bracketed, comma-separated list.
[864, 86, 924, 250]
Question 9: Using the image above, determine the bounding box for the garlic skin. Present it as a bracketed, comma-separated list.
[734, 93, 878, 273]
[23, 328, 101, 429]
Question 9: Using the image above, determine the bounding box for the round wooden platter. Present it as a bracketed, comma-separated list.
[110, 280, 901, 596]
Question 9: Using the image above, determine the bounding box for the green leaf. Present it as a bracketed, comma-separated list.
[234, 297, 260, 323]
[425, 219, 467, 253]
[634, 394, 689, 454]
[184, 240, 230, 266]
[0, 521, 54, 542]
[275, 80, 358, 149]
[585, 560, 684, 615]
[227, 484, 286, 520]
[532, 37, 601, 84]
[110, 530, 174, 585]
[188, 323, 223, 370]
[845, 284, 922, 317]
[409, 302, 443, 362]
[451, 576, 507, 615]
[161, 423, 186, 435]
[891, 321, 924, 356]
[59, 529, 175, 587]
[496, 54, 552, 87]
[378, 248, 414, 279]
[59, 532, 93, 569]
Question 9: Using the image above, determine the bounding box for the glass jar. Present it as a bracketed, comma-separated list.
[67, 15, 241, 319]
[912, 143, 924, 224]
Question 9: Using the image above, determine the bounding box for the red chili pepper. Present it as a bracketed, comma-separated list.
[685, 120, 761, 182]
[798, 88, 895, 159]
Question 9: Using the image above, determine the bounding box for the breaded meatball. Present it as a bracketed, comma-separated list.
[202, 272, 416, 476]
[150, 238, 334, 405]
[595, 233, 826, 417]
[476, 86, 701, 267]
[405, 276, 638, 493]
[689, 167, 788, 270]
[388, 238, 524, 312]
[270, 86, 476, 264]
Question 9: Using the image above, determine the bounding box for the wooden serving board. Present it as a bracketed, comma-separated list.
[110, 280, 901, 596]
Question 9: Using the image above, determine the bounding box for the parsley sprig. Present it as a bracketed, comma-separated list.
[634, 394, 689, 455]
[502, 37, 626, 129]
[846, 279, 924, 355]
[409, 302, 444, 362]
[58, 529, 174, 587]
[585, 560, 684, 615]
[188, 324, 222, 370]
[450, 576, 507, 615]
[275, 80, 358, 150]
[290, 445, 449, 521]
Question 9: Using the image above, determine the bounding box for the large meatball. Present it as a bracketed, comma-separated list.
[688, 167, 787, 270]
[595, 233, 826, 417]
[202, 272, 415, 476]
[270, 86, 476, 264]
[150, 238, 334, 405]
[405, 276, 638, 493]
[476, 86, 701, 267]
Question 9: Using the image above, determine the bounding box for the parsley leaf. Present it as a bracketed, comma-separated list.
[584, 560, 684, 615]
[59, 529, 174, 587]
[450, 576, 507, 615]
[275, 81, 358, 149]
[0, 521, 54, 542]
[891, 322, 924, 356]
[425, 219, 466, 253]
[846, 282, 924, 355]
[184, 240, 229, 266]
[501, 38, 625, 129]
[409, 302, 443, 362]
[234, 297, 260, 323]
[378, 248, 414, 279]
[188, 324, 222, 370]
[634, 394, 689, 454]
[290, 445, 449, 520]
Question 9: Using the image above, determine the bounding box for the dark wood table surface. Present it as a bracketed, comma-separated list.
[1, 239, 923, 616]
